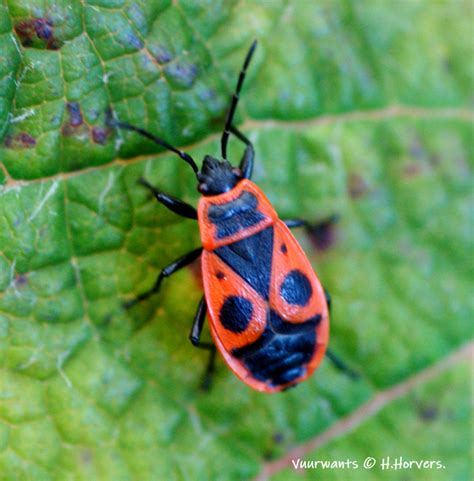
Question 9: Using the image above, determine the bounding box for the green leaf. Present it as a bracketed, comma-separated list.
[265, 355, 472, 481]
[0, 1, 472, 480]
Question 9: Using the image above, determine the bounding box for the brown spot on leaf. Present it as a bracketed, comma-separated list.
[210, 113, 227, 129]
[66, 102, 83, 126]
[4, 132, 36, 149]
[92, 127, 109, 145]
[62, 102, 88, 137]
[152, 46, 173, 64]
[308, 215, 339, 251]
[15, 274, 28, 286]
[15, 17, 61, 50]
[348, 173, 368, 199]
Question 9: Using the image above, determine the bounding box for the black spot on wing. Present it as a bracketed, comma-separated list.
[215, 227, 273, 300]
[219, 296, 253, 333]
[280, 270, 312, 306]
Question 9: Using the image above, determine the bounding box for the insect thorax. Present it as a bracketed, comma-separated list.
[198, 179, 278, 250]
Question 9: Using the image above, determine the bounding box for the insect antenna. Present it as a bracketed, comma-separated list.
[106, 110, 199, 174]
[221, 40, 258, 160]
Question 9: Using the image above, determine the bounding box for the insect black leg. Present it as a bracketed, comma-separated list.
[229, 125, 255, 179]
[284, 218, 309, 229]
[221, 40, 258, 159]
[138, 178, 197, 219]
[319, 284, 357, 379]
[284, 215, 339, 253]
[325, 349, 360, 380]
[189, 296, 217, 390]
[324, 288, 332, 312]
[124, 247, 202, 309]
[219, 122, 255, 178]
[201, 348, 217, 391]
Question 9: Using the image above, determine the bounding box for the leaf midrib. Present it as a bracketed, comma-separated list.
[1, 104, 472, 189]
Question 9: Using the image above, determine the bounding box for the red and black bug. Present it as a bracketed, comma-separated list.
[111, 41, 357, 392]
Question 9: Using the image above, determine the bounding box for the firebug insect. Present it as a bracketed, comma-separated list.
[111, 41, 357, 392]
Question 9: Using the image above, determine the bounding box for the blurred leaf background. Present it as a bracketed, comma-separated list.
[0, 1, 472, 480]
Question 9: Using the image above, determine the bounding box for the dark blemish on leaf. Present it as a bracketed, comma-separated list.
[4, 132, 36, 149]
[348, 173, 368, 199]
[15, 274, 28, 286]
[262, 450, 274, 461]
[272, 432, 284, 444]
[104, 107, 114, 128]
[262, 434, 284, 461]
[66, 102, 83, 127]
[308, 215, 339, 251]
[262, 451, 272, 461]
[92, 127, 109, 145]
[62, 102, 90, 138]
[35, 18, 53, 40]
[417, 403, 439, 422]
[188, 258, 203, 290]
[165, 62, 198, 88]
[210, 113, 227, 128]
[152, 46, 173, 64]
[14, 21, 34, 47]
[17, 132, 36, 147]
[125, 32, 144, 50]
[14, 17, 61, 50]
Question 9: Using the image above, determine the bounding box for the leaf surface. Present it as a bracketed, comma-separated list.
[0, 1, 472, 480]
